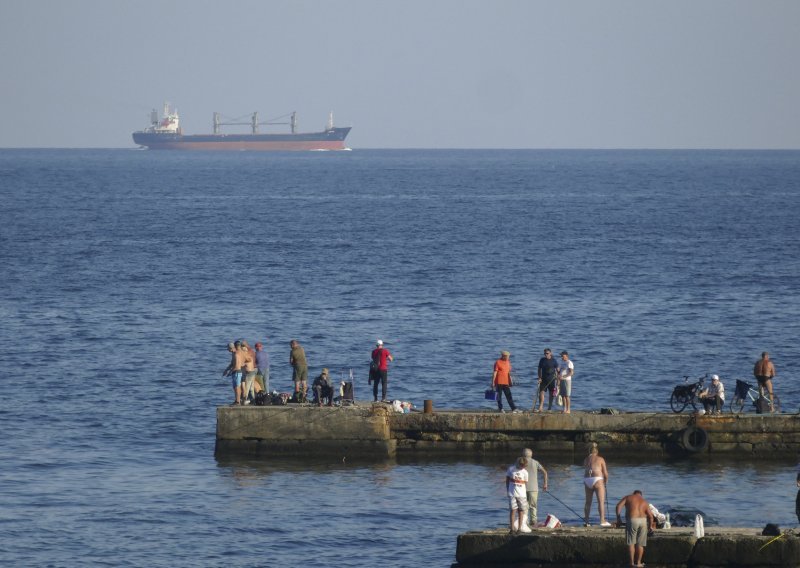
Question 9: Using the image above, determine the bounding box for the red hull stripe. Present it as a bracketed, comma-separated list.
[142, 140, 348, 151]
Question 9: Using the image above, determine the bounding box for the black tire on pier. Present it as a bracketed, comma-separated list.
[681, 426, 709, 453]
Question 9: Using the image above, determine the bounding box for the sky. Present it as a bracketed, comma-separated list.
[1, 0, 799, 149]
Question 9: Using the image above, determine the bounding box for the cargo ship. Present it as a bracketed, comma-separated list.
[132, 103, 351, 151]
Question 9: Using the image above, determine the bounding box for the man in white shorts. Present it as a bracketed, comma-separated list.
[506, 457, 531, 533]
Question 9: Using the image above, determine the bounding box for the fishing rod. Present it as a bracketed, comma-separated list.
[542, 489, 584, 522]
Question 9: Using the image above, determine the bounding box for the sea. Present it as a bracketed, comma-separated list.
[1, 148, 799, 567]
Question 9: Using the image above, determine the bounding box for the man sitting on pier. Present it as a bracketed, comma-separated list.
[615, 490, 655, 568]
[699, 374, 725, 414]
[312, 368, 334, 407]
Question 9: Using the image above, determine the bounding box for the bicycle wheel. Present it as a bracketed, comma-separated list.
[670, 392, 688, 413]
[729, 396, 745, 414]
[688, 395, 699, 411]
[771, 395, 781, 413]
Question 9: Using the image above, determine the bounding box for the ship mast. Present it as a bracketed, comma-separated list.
[211, 110, 298, 134]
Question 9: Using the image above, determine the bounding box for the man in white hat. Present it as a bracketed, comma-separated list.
[371, 339, 394, 402]
[699, 374, 725, 414]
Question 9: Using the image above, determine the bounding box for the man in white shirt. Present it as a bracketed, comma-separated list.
[699, 374, 725, 414]
[506, 457, 531, 534]
[558, 351, 574, 414]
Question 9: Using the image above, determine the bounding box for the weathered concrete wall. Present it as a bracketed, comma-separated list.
[454, 527, 800, 567]
[390, 411, 800, 456]
[215, 406, 800, 458]
[215, 405, 395, 457]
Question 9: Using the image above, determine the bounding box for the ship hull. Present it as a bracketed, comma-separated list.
[132, 127, 351, 151]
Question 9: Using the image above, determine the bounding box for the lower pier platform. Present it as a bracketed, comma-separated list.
[454, 526, 800, 567]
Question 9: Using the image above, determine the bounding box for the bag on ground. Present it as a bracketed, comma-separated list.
[544, 514, 561, 528]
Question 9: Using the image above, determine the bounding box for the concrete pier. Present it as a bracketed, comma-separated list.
[454, 527, 800, 567]
[215, 404, 800, 458]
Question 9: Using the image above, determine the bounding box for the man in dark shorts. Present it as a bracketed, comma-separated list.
[615, 490, 655, 568]
[753, 351, 776, 411]
[535, 348, 559, 412]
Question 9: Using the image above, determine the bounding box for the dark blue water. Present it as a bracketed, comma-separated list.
[1, 149, 799, 566]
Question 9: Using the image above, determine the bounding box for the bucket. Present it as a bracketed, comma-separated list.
[544, 514, 561, 529]
[423, 400, 433, 414]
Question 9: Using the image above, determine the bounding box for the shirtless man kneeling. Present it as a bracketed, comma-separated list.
[615, 490, 655, 568]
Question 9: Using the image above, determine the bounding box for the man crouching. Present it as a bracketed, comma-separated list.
[615, 490, 655, 568]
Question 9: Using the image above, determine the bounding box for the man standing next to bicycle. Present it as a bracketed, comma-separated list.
[699, 374, 725, 414]
[754, 351, 776, 412]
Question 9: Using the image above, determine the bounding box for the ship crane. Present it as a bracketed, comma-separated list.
[212, 111, 298, 134]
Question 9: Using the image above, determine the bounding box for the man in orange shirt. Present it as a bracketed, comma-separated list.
[492, 350, 521, 413]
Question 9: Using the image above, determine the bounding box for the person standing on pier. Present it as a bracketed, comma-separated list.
[583, 442, 611, 527]
[522, 448, 548, 527]
[754, 351, 776, 411]
[506, 457, 531, 533]
[371, 339, 393, 402]
[222, 341, 243, 406]
[255, 341, 269, 394]
[614, 490, 655, 568]
[535, 348, 559, 412]
[558, 351, 574, 414]
[240, 341, 257, 404]
[492, 351, 521, 413]
[289, 339, 308, 398]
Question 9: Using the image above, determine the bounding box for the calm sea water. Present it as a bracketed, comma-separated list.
[1, 149, 799, 566]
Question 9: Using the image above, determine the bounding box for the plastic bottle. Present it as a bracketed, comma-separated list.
[664, 513, 671, 529]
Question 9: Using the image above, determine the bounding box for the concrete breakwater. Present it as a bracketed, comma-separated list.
[214, 405, 800, 458]
[454, 527, 800, 567]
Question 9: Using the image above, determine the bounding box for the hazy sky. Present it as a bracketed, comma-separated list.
[2, 0, 799, 148]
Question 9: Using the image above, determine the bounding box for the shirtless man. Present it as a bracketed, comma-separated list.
[754, 351, 776, 410]
[615, 490, 655, 568]
[222, 341, 245, 405]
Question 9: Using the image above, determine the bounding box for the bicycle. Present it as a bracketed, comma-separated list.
[729, 379, 781, 414]
[669, 374, 707, 413]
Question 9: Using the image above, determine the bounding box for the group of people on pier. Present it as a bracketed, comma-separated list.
[491, 348, 779, 415]
[491, 348, 575, 414]
[222, 338, 393, 406]
[221, 336, 777, 417]
[505, 442, 659, 567]
[506, 442, 799, 567]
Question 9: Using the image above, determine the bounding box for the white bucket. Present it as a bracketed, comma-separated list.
[544, 514, 561, 528]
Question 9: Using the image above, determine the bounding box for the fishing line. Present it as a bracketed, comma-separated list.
[542, 489, 584, 521]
